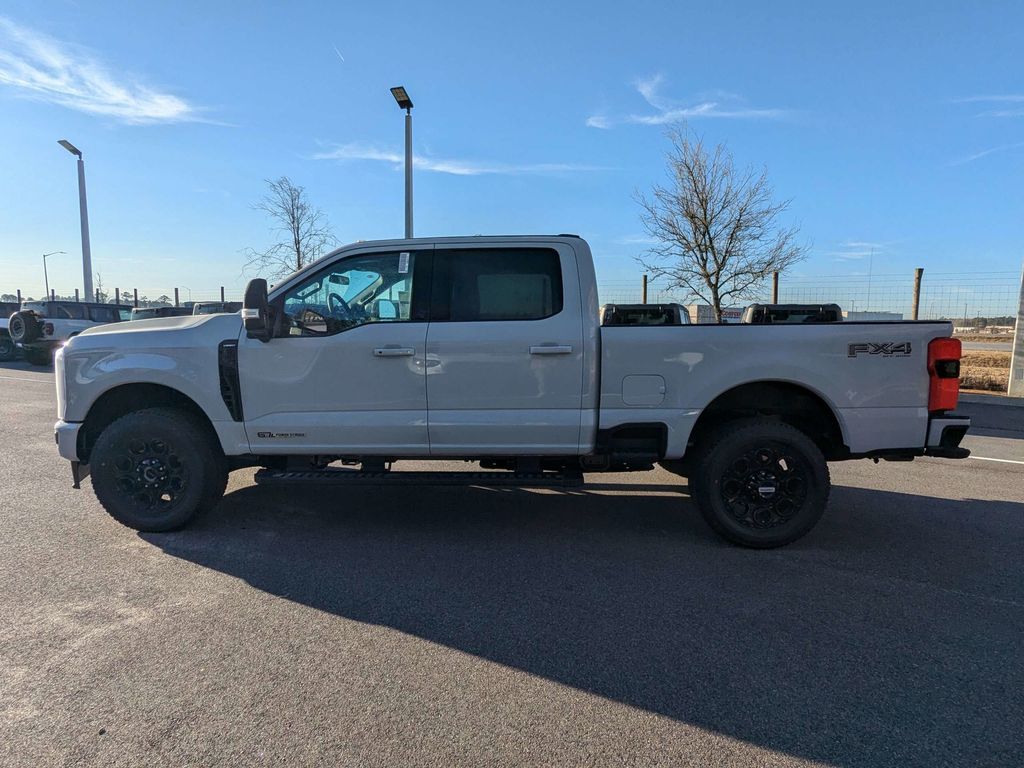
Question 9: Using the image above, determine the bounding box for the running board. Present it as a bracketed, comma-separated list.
[254, 468, 585, 488]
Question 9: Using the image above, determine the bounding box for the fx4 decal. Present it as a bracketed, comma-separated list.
[848, 342, 912, 358]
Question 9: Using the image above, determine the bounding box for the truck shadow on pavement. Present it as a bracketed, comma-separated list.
[144, 481, 1024, 767]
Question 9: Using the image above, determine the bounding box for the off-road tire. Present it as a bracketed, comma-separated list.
[690, 418, 830, 548]
[91, 407, 228, 532]
[0, 334, 15, 362]
[8, 312, 40, 344]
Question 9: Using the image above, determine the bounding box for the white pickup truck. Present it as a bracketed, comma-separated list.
[53, 235, 970, 547]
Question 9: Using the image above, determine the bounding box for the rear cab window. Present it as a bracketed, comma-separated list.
[432, 248, 563, 321]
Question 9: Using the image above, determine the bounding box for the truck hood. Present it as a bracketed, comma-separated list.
[66, 313, 242, 350]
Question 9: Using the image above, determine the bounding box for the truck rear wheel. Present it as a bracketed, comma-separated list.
[690, 418, 830, 548]
[90, 407, 228, 532]
[0, 335, 15, 362]
[24, 347, 53, 366]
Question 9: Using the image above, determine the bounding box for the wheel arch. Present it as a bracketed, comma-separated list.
[688, 380, 848, 461]
[78, 382, 221, 463]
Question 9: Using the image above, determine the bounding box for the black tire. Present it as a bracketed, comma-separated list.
[91, 407, 228, 532]
[690, 418, 830, 548]
[0, 334, 14, 362]
[8, 312, 39, 343]
[24, 347, 53, 366]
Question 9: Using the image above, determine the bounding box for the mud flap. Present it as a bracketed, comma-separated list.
[71, 461, 90, 489]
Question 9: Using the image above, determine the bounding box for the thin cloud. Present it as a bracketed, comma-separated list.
[951, 141, 1024, 165]
[954, 94, 1024, 103]
[312, 142, 604, 176]
[0, 16, 203, 124]
[587, 74, 787, 128]
[825, 241, 887, 262]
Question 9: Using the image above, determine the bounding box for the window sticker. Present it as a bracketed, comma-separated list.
[398, 252, 410, 274]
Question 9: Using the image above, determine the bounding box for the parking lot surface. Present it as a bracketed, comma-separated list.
[1, 361, 1022, 767]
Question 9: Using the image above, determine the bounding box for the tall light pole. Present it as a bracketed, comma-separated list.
[390, 86, 414, 238]
[57, 140, 94, 302]
[42, 251, 66, 299]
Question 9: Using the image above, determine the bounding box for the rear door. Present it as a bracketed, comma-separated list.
[425, 242, 585, 455]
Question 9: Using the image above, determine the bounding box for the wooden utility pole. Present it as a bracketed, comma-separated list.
[641, 274, 648, 303]
[174, 288, 180, 307]
[771, 271, 779, 303]
[912, 268, 923, 320]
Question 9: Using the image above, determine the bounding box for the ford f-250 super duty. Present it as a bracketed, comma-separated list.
[53, 235, 970, 547]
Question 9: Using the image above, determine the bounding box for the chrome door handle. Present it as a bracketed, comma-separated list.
[530, 345, 573, 355]
[373, 347, 415, 357]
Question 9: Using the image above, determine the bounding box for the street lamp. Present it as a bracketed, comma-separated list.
[42, 251, 66, 300]
[57, 139, 94, 303]
[390, 86, 414, 238]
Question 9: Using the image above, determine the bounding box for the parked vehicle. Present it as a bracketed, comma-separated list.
[192, 301, 242, 315]
[0, 301, 22, 361]
[53, 235, 970, 547]
[600, 303, 690, 326]
[9, 301, 131, 365]
[131, 306, 194, 321]
[742, 303, 843, 324]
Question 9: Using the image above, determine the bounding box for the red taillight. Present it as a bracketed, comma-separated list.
[43, 322, 54, 336]
[928, 337, 961, 413]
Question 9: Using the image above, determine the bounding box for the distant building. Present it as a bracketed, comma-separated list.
[843, 310, 904, 322]
[685, 304, 745, 324]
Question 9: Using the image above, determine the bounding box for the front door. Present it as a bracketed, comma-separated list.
[425, 243, 585, 455]
[239, 248, 431, 455]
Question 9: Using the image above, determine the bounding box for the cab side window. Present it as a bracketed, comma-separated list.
[279, 251, 420, 337]
[433, 248, 562, 321]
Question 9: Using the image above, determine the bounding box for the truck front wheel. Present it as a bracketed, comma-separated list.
[90, 407, 228, 532]
[690, 418, 830, 548]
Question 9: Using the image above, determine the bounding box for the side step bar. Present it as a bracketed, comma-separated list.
[254, 468, 585, 488]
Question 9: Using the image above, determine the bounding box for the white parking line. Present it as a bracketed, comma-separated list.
[0, 375, 50, 383]
[970, 455, 1024, 465]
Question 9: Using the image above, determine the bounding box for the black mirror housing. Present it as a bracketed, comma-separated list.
[242, 278, 271, 341]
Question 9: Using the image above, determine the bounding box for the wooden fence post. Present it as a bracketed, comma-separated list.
[912, 268, 923, 320]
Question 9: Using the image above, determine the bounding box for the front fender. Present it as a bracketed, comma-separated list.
[61, 346, 228, 424]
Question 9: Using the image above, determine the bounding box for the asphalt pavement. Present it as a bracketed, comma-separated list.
[1, 361, 1022, 767]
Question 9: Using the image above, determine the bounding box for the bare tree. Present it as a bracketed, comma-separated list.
[243, 177, 337, 279]
[635, 125, 806, 322]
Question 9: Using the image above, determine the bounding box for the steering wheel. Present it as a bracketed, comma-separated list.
[327, 292, 350, 317]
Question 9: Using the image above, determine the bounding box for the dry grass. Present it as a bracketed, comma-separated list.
[955, 334, 1014, 343]
[960, 350, 1010, 392]
[962, 351, 1011, 369]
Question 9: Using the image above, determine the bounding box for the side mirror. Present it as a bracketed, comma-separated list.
[242, 278, 271, 342]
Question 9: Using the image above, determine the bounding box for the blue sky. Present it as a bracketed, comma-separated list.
[0, 0, 1022, 299]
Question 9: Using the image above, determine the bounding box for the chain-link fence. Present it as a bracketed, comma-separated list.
[598, 270, 1021, 325]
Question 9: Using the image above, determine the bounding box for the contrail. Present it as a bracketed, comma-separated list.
[333, 45, 345, 63]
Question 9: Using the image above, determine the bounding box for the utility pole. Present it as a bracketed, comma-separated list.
[641, 274, 648, 303]
[57, 140, 93, 302]
[1009, 262, 1024, 396]
[390, 87, 414, 238]
[772, 271, 779, 304]
[42, 251, 65, 301]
